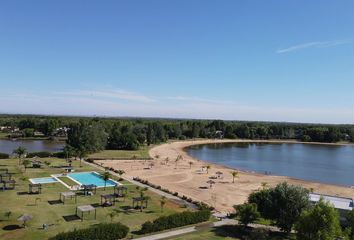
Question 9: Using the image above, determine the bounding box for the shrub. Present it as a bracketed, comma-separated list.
[50, 222, 129, 240]
[139, 210, 210, 234]
[0, 153, 9, 159]
[52, 151, 65, 158]
[27, 151, 52, 158]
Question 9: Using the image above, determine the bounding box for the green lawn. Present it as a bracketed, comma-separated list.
[0, 132, 9, 139]
[0, 157, 186, 240]
[170, 225, 296, 240]
[57, 176, 77, 187]
[88, 146, 151, 159]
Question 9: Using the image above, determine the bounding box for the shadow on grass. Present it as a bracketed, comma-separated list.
[17, 191, 29, 195]
[3, 225, 22, 231]
[63, 215, 80, 222]
[48, 200, 62, 205]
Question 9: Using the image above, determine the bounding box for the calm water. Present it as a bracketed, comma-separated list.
[0, 139, 65, 154]
[186, 143, 354, 186]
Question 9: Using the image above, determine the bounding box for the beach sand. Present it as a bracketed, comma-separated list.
[96, 139, 354, 214]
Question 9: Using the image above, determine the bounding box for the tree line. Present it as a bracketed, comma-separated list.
[1, 115, 354, 148]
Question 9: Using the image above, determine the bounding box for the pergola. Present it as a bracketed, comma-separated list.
[81, 184, 97, 195]
[31, 160, 42, 168]
[29, 183, 42, 194]
[75, 205, 96, 221]
[132, 196, 148, 210]
[101, 194, 117, 207]
[1, 179, 16, 190]
[113, 185, 128, 197]
[0, 173, 12, 182]
[59, 191, 77, 204]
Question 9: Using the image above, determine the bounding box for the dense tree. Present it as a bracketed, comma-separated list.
[345, 209, 354, 239]
[108, 125, 139, 150]
[234, 203, 260, 226]
[67, 120, 108, 153]
[249, 182, 310, 233]
[295, 199, 342, 240]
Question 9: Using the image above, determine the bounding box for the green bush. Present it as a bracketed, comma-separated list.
[50, 222, 129, 240]
[27, 151, 52, 158]
[52, 151, 65, 158]
[140, 210, 210, 234]
[0, 152, 9, 159]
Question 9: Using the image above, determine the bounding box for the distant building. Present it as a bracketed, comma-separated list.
[53, 127, 70, 137]
[309, 193, 353, 223]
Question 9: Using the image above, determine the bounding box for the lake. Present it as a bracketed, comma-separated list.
[0, 139, 65, 154]
[186, 142, 354, 186]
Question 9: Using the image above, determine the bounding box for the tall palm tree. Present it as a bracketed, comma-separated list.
[107, 209, 119, 222]
[22, 159, 31, 172]
[160, 196, 166, 212]
[102, 171, 111, 191]
[13, 146, 26, 165]
[189, 161, 193, 169]
[206, 165, 211, 174]
[231, 171, 239, 183]
[78, 149, 88, 168]
[63, 145, 74, 163]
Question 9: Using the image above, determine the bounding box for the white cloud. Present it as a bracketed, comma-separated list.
[58, 89, 156, 103]
[277, 40, 351, 53]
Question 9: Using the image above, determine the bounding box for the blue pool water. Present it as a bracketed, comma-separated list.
[68, 172, 117, 187]
[30, 177, 58, 184]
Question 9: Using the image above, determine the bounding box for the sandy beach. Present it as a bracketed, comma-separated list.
[97, 139, 354, 214]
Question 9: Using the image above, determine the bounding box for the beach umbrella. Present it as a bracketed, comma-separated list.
[207, 180, 215, 188]
[215, 171, 223, 177]
[17, 214, 33, 227]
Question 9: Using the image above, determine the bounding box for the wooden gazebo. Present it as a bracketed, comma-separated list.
[29, 183, 42, 194]
[0, 173, 12, 182]
[132, 196, 148, 210]
[81, 184, 97, 195]
[59, 191, 77, 204]
[75, 205, 96, 221]
[1, 179, 16, 190]
[101, 194, 117, 207]
[113, 185, 128, 197]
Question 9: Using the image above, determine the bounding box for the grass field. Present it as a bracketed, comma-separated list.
[0, 157, 186, 240]
[0, 132, 9, 139]
[170, 225, 295, 240]
[89, 146, 151, 159]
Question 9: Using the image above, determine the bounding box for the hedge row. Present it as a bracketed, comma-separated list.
[0, 153, 9, 159]
[140, 210, 211, 234]
[26, 151, 65, 158]
[50, 223, 129, 240]
[133, 177, 214, 211]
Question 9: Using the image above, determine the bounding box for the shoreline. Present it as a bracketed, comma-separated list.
[180, 139, 354, 188]
[98, 139, 354, 213]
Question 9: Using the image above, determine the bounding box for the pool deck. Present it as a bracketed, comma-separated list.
[51, 171, 120, 190]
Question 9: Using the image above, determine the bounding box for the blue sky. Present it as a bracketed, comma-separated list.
[1, 1, 354, 123]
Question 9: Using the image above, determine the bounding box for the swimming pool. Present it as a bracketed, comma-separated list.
[30, 177, 58, 184]
[67, 172, 118, 188]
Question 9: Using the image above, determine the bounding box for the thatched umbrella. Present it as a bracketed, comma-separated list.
[207, 180, 215, 188]
[215, 171, 223, 178]
[17, 214, 32, 227]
